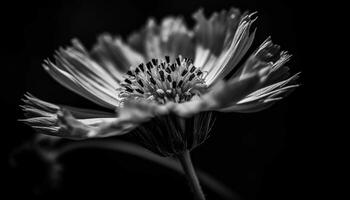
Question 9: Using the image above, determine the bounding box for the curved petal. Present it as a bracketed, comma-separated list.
[170, 68, 269, 117]
[44, 39, 122, 109]
[232, 37, 291, 82]
[217, 38, 301, 112]
[34, 99, 173, 139]
[20, 93, 117, 139]
[194, 12, 257, 86]
[192, 8, 242, 55]
[219, 74, 300, 113]
[81, 100, 173, 137]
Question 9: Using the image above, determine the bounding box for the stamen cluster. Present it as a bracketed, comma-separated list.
[118, 56, 207, 104]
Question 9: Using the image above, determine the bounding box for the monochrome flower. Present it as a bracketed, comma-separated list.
[21, 8, 299, 157]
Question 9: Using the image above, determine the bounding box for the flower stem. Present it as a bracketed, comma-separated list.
[177, 150, 206, 200]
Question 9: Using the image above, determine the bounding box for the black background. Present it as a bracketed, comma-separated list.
[2, 0, 324, 199]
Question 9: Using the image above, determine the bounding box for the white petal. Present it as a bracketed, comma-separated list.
[44, 42, 123, 109]
[219, 74, 300, 113]
[198, 13, 257, 86]
[20, 94, 118, 139]
[43, 61, 118, 109]
[171, 70, 266, 117]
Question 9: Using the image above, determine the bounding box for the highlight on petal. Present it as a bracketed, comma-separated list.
[233, 37, 291, 82]
[53, 99, 176, 139]
[195, 12, 257, 86]
[43, 39, 123, 109]
[254, 37, 293, 86]
[218, 38, 301, 112]
[170, 68, 269, 117]
[220, 73, 300, 113]
[114, 68, 267, 119]
[84, 99, 174, 138]
[19, 6, 300, 151]
[20, 93, 117, 139]
[85, 66, 267, 136]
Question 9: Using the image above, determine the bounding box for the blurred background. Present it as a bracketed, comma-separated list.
[2, 0, 319, 199]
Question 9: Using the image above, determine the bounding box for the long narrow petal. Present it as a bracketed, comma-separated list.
[43, 60, 118, 109]
[217, 38, 301, 112]
[81, 100, 172, 138]
[232, 37, 290, 83]
[20, 94, 117, 139]
[219, 73, 300, 112]
[47, 99, 173, 139]
[196, 12, 257, 86]
[170, 68, 269, 117]
[44, 39, 122, 109]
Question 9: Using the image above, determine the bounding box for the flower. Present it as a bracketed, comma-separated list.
[21, 8, 299, 157]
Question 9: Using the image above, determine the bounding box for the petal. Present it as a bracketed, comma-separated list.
[69, 67, 267, 137]
[91, 34, 146, 77]
[160, 17, 195, 59]
[128, 19, 162, 59]
[192, 8, 242, 55]
[56, 109, 119, 139]
[171, 68, 269, 117]
[103, 69, 266, 120]
[43, 60, 118, 109]
[57, 99, 173, 138]
[20, 93, 116, 139]
[217, 38, 301, 112]
[196, 12, 257, 86]
[232, 37, 290, 82]
[128, 18, 194, 61]
[219, 73, 300, 112]
[44, 39, 122, 109]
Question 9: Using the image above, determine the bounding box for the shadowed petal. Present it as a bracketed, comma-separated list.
[128, 17, 195, 61]
[217, 38, 301, 112]
[91, 34, 146, 77]
[192, 8, 242, 55]
[160, 18, 195, 59]
[232, 37, 291, 82]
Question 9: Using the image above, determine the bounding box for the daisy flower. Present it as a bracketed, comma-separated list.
[21, 8, 299, 200]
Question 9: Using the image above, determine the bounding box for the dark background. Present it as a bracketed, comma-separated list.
[2, 0, 323, 199]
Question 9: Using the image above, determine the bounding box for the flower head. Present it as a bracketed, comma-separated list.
[21, 8, 299, 156]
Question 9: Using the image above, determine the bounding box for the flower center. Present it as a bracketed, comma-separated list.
[118, 56, 207, 104]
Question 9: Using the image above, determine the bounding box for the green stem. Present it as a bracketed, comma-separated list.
[177, 150, 206, 200]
